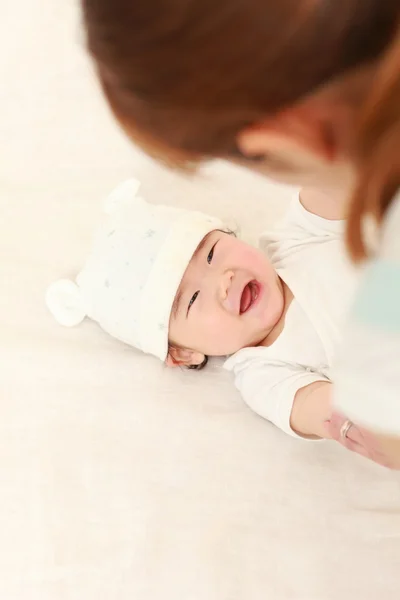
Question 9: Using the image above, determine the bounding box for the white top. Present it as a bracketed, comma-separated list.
[225, 196, 359, 438]
[334, 192, 400, 434]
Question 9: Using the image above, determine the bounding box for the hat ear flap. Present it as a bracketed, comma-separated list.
[103, 178, 143, 215]
[45, 279, 87, 327]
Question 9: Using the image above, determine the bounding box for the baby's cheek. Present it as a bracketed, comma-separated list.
[205, 314, 226, 336]
[240, 245, 261, 262]
[202, 317, 234, 350]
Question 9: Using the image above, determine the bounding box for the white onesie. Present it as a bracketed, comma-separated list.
[224, 195, 359, 438]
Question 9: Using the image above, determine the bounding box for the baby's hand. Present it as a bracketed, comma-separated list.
[325, 412, 393, 468]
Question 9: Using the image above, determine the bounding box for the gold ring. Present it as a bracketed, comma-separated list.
[340, 419, 353, 440]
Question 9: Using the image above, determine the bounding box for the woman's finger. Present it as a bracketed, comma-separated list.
[326, 416, 392, 467]
[328, 414, 369, 447]
[339, 436, 371, 459]
[346, 427, 389, 462]
[325, 415, 361, 442]
[325, 414, 347, 439]
[325, 418, 369, 455]
[344, 424, 365, 445]
[340, 436, 390, 467]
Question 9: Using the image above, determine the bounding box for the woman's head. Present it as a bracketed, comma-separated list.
[83, 0, 399, 187]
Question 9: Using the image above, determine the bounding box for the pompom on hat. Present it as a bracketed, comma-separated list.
[46, 179, 224, 360]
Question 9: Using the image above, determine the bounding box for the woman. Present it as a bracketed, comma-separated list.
[82, 0, 400, 467]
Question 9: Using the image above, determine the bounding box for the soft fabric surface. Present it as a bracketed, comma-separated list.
[1, 2, 400, 599]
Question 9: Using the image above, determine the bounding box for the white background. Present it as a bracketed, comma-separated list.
[1, 1, 400, 599]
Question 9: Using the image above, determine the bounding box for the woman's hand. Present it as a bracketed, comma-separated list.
[325, 412, 397, 469]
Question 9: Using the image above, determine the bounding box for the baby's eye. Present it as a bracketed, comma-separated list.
[188, 291, 199, 313]
[207, 243, 216, 264]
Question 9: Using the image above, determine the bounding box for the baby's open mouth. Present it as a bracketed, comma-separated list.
[240, 280, 260, 314]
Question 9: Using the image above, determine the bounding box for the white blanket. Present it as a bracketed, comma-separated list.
[1, 2, 400, 598]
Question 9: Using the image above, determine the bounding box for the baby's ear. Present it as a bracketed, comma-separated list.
[166, 346, 205, 368]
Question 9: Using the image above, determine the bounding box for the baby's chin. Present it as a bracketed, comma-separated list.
[205, 321, 277, 356]
[234, 330, 271, 352]
[206, 337, 262, 358]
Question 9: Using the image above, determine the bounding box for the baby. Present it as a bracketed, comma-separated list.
[47, 179, 357, 440]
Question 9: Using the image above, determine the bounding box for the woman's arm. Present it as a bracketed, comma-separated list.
[299, 188, 347, 221]
[290, 381, 332, 439]
[328, 195, 400, 469]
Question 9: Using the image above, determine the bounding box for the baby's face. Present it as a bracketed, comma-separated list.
[169, 231, 284, 357]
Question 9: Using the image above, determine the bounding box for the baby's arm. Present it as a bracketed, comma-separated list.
[290, 382, 332, 439]
[225, 353, 333, 440]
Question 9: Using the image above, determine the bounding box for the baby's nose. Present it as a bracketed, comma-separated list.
[220, 270, 234, 300]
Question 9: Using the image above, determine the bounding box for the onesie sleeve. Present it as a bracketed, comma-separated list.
[259, 193, 345, 259]
[224, 349, 329, 440]
[334, 193, 400, 434]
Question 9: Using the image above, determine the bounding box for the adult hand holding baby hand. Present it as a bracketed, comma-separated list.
[326, 413, 397, 469]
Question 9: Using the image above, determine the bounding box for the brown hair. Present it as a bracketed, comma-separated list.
[82, 0, 400, 255]
[347, 27, 400, 260]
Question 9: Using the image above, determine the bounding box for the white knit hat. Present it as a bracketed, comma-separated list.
[46, 179, 224, 360]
